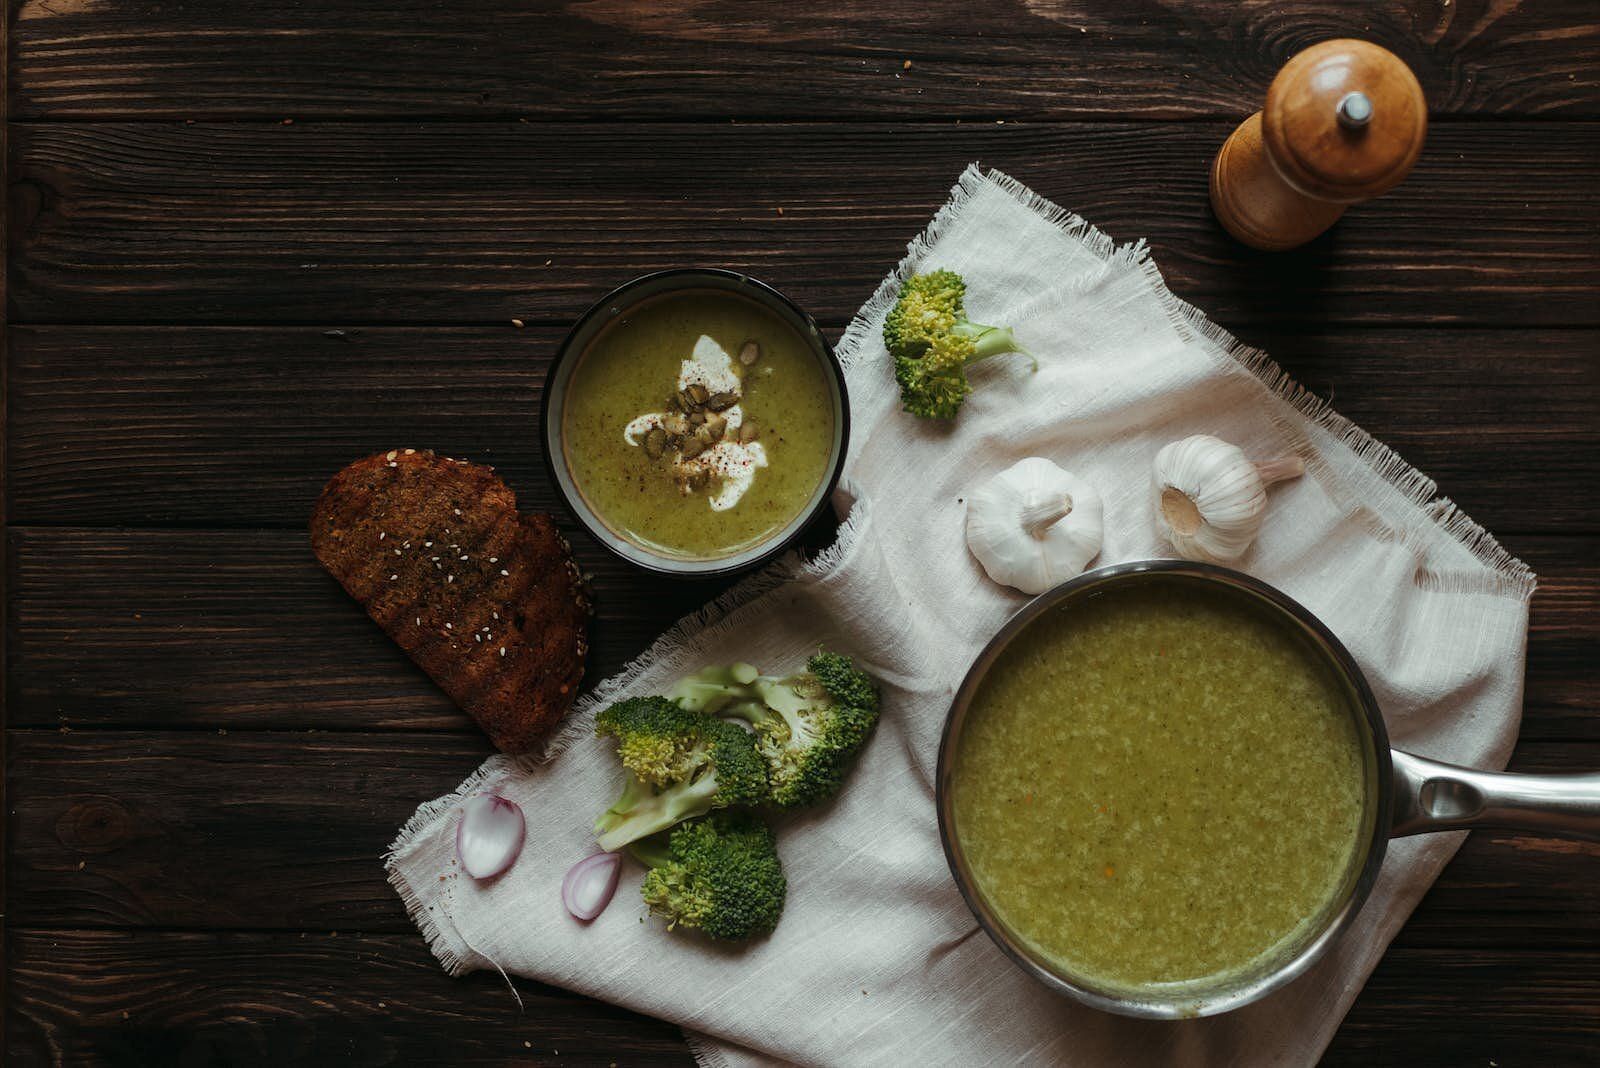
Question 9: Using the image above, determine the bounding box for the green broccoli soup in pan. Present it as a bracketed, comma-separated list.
[951, 579, 1372, 993]
[562, 291, 835, 560]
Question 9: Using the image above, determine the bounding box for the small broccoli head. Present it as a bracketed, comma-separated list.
[883, 269, 966, 359]
[660, 654, 882, 809]
[894, 335, 973, 421]
[808, 651, 880, 714]
[595, 696, 707, 787]
[639, 811, 786, 941]
[593, 699, 769, 851]
[749, 652, 881, 808]
[884, 270, 1029, 420]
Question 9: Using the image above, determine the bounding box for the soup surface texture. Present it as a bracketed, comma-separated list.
[563, 291, 834, 560]
[951, 579, 1369, 993]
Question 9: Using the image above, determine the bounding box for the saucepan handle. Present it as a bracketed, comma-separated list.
[1390, 750, 1600, 841]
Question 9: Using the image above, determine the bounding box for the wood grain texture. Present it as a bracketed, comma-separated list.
[5, 529, 1594, 737]
[4, 527, 739, 731]
[9, 122, 1600, 327]
[5, 0, 1600, 1059]
[6, 731, 1599, 938]
[6, 325, 1599, 533]
[4, 732, 492, 930]
[5, 929, 694, 1066]
[7, 0, 1600, 121]
[1325, 948, 1600, 1066]
[5, 932, 1597, 1068]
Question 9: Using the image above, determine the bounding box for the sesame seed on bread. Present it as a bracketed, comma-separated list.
[309, 449, 589, 753]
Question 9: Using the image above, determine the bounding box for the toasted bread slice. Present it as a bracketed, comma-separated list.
[310, 449, 589, 753]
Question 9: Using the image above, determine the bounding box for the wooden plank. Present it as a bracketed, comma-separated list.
[4, 732, 496, 930]
[9, 122, 1599, 328]
[5, 932, 1596, 1068]
[3, 527, 745, 732]
[6, 731, 1599, 937]
[6, 325, 1599, 533]
[8, 0, 1600, 120]
[1524, 538, 1600, 734]
[2, 0, 12, 1047]
[5, 929, 694, 1066]
[1325, 948, 1600, 1066]
[5, 529, 1595, 736]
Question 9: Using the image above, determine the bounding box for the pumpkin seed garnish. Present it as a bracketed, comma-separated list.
[738, 339, 761, 367]
[643, 426, 668, 459]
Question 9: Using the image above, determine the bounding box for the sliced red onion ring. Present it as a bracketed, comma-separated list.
[563, 851, 622, 921]
[455, 793, 525, 879]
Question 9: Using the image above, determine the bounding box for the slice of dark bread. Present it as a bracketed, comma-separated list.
[310, 449, 589, 753]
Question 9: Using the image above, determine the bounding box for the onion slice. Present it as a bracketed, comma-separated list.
[455, 793, 526, 879]
[563, 852, 622, 921]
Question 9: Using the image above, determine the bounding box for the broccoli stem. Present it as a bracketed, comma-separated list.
[594, 772, 654, 836]
[625, 834, 674, 869]
[666, 663, 760, 714]
[752, 678, 822, 750]
[596, 773, 721, 852]
[712, 697, 771, 726]
[773, 704, 818, 750]
[953, 321, 1035, 369]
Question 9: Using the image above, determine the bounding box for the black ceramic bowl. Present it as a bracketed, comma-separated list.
[542, 269, 849, 577]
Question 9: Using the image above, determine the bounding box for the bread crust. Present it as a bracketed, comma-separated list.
[310, 449, 589, 753]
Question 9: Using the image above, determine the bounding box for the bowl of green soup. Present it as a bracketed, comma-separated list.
[938, 560, 1600, 1019]
[544, 269, 847, 576]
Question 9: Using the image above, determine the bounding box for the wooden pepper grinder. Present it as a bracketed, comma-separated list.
[1210, 39, 1426, 251]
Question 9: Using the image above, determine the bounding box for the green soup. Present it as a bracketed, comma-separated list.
[562, 291, 835, 560]
[951, 579, 1371, 993]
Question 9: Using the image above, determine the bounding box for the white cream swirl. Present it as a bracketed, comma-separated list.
[623, 335, 768, 511]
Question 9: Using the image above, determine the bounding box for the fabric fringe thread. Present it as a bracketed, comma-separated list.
[548, 493, 873, 756]
[682, 1031, 737, 1068]
[836, 163, 1536, 603]
[1132, 257, 1534, 601]
[833, 162, 1123, 375]
[385, 755, 510, 976]
[387, 158, 1537, 1000]
[383, 498, 876, 976]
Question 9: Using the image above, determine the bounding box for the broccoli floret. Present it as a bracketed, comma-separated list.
[894, 333, 975, 421]
[639, 811, 786, 941]
[883, 269, 1031, 419]
[593, 697, 769, 852]
[671, 653, 881, 809]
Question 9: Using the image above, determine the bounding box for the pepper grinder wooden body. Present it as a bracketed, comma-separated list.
[1210, 39, 1427, 251]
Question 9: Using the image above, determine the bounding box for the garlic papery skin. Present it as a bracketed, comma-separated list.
[1152, 435, 1304, 564]
[967, 458, 1104, 595]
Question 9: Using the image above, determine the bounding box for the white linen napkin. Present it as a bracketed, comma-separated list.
[386, 166, 1534, 1068]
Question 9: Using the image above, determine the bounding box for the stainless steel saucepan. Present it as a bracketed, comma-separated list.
[935, 560, 1600, 1019]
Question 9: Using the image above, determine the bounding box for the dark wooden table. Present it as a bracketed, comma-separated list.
[3, 3, 1598, 1064]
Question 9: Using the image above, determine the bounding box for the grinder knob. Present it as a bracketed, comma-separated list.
[1210, 39, 1427, 251]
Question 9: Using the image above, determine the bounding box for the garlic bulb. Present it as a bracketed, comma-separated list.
[1152, 435, 1303, 564]
[966, 458, 1104, 595]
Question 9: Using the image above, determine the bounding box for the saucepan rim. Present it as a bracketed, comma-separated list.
[934, 559, 1395, 1019]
